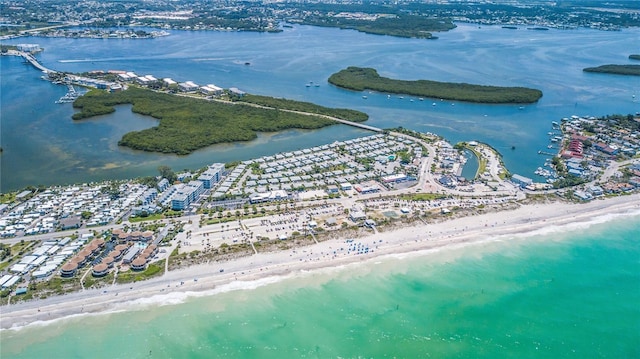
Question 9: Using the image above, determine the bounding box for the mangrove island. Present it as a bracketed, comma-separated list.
[328, 67, 543, 104]
[583, 64, 640, 76]
[72, 87, 369, 155]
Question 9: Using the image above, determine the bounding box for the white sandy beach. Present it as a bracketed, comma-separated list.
[2, 194, 639, 330]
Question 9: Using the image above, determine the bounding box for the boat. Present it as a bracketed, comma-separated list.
[362, 95, 368, 99]
[432, 103, 436, 106]
[55, 87, 82, 104]
[519, 106, 524, 110]
[419, 98, 424, 101]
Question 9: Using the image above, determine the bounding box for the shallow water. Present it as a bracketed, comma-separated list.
[2, 23, 639, 191]
[3, 212, 639, 358]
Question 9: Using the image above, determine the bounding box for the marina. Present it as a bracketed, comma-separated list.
[55, 85, 82, 104]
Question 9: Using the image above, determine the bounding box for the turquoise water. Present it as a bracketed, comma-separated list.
[2, 24, 639, 191]
[3, 214, 639, 358]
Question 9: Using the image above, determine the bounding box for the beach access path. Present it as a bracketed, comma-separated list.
[1, 193, 638, 330]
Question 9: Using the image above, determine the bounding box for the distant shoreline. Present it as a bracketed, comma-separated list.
[2, 193, 638, 331]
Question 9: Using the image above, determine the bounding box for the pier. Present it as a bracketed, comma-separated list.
[538, 150, 556, 156]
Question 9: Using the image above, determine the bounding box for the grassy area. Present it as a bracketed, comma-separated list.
[116, 263, 164, 284]
[399, 193, 448, 201]
[0, 192, 16, 203]
[329, 67, 543, 103]
[465, 145, 487, 179]
[129, 213, 164, 222]
[0, 261, 10, 271]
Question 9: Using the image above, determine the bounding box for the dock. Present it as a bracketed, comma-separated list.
[538, 150, 556, 156]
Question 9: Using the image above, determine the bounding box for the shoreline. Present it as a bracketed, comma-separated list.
[2, 194, 639, 331]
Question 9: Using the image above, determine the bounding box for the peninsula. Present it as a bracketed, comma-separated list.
[72, 87, 369, 155]
[583, 64, 640, 76]
[328, 67, 543, 104]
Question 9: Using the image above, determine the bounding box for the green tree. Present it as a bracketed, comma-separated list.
[158, 165, 177, 183]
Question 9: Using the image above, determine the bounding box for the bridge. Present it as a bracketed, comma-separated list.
[19, 51, 58, 74]
[8, 50, 385, 134]
[5, 50, 59, 74]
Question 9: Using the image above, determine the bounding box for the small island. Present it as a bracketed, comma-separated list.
[295, 14, 455, 39]
[629, 55, 640, 61]
[328, 67, 543, 104]
[72, 87, 369, 155]
[583, 64, 640, 76]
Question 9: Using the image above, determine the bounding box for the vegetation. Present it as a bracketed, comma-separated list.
[238, 94, 368, 122]
[329, 67, 543, 104]
[629, 55, 640, 61]
[583, 64, 640, 76]
[0, 44, 18, 53]
[399, 193, 448, 201]
[157, 165, 177, 183]
[72, 87, 368, 155]
[298, 14, 455, 39]
[116, 263, 164, 283]
[456, 142, 487, 179]
[129, 213, 164, 222]
[0, 192, 16, 203]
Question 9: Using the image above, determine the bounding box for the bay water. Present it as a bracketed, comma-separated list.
[1, 23, 639, 191]
[1, 23, 639, 358]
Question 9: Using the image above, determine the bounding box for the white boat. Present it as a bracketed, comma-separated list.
[362, 95, 367, 99]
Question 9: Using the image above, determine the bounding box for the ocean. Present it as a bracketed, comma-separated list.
[1, 23, 639, 191]
[2, 211, 639, 358]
